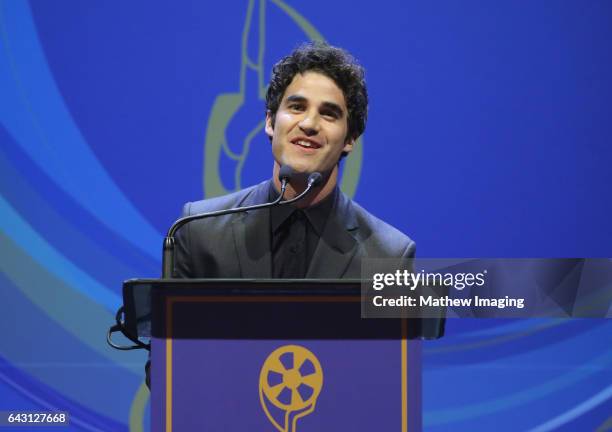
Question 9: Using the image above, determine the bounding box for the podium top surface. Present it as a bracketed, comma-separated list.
[122, 278, 444, 340]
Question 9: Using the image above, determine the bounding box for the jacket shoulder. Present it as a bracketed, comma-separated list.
[182, 181, 267, 216]
[350, 199, 416, 257]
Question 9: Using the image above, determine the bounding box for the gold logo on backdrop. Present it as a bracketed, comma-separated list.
[259, 345, 323, 432]
[203, 0, 363, 199]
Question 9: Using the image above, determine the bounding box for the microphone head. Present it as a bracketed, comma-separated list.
[307, 172, 323, 187]
[278, 165, 294, 183]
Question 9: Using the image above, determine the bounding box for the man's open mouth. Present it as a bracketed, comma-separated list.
[291, 138, 322, 149]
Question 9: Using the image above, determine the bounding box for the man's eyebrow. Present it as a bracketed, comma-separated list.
[285, 95, 307, 104]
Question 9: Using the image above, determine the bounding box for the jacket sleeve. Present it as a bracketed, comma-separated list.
[173, 202, 193, 278]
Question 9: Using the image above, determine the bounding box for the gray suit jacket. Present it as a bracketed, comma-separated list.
[174, 180, 415, 278]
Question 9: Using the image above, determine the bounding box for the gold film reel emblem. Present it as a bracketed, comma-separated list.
[259, 345, 323, 431]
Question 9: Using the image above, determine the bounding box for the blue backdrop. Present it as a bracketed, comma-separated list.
[1, 1, 611, 430]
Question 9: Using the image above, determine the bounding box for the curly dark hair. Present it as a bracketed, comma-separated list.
[265, 41, 368, 142]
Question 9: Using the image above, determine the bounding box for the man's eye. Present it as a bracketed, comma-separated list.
[322, 111, 339, 119]
[288, 104, 304, 111]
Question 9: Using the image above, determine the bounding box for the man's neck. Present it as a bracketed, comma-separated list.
[272, 162, 338, 208]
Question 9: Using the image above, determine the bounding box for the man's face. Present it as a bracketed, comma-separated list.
[265, 71, 354, 176]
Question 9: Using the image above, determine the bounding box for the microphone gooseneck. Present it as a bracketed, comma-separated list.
[161, 165, 295, 278]
[110, 166, 316, 351]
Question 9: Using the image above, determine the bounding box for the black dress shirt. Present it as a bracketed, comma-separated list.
[269, 182, 337, 278]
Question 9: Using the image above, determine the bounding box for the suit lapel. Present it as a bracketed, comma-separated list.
[306, 191, 359, 278]
[231, 182, 272, 278]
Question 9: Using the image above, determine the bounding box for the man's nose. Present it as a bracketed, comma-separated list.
[298, 112, 320, 136]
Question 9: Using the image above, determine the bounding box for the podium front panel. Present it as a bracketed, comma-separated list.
[147, 280, 423, 432]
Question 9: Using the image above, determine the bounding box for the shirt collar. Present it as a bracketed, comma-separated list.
[268, 179, 337, 235]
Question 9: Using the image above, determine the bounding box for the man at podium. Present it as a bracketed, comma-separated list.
[173, 42, 415, 279]
[144, 42, 418, 391]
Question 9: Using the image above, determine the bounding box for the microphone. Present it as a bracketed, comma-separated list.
[108, 166, 320, 352]
[279, 171, 323, 205]
[278, 164, 294, 183]
[307, 171, 323, 187]
[162, 165, 295, 278]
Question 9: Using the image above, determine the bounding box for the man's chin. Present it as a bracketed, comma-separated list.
[292, 165, 316, 174]
[280, 158, 317, 174]
[275, 154, 333, 177]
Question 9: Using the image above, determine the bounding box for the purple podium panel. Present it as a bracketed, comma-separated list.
[147, 281, 425, 432]
[152, 337, 421, 431]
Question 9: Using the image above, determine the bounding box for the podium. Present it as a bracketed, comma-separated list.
[123, 279, 444, 432]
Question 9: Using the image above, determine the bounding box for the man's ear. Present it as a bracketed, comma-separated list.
[265, 111, 274, 139]
[343, 137, 355, 155]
